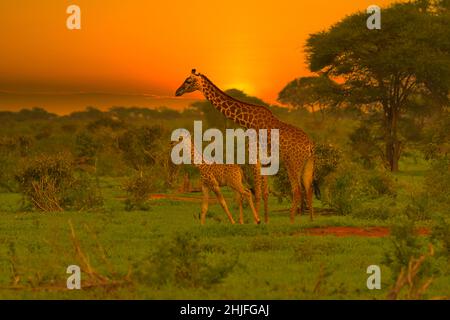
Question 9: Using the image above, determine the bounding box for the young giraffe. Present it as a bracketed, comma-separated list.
[176, 69, 315, 222]
[176, 135, 261, 225]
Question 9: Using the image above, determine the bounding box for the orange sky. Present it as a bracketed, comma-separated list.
[0, 0, 399, 114]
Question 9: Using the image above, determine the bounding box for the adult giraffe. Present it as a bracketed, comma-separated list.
[175, 69, 315, 222]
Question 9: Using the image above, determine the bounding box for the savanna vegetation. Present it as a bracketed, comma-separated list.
[0, 0, 448, 299]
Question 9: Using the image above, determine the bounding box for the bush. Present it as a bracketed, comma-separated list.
[403, 157, 450, 221]
[272, 163, 290, 202]
[133, 234, 238, 289]
[423, 157, 450, 216]
[123, 171, 161, 211]
[118, 125, 168, 171]
[0, 135, 33, 192]
[314, 144, 341, 183]
[383, 215, 429, 278]
[352, 197, 398, 220]
[431, 215, 450, 258]
[383, 212, 449, 300]
[0, 154, 18, 192]
[348, 123, 383, 169]
[322, 161, 396, 215]
[16, 152, 103, 211]
[75, 131, 100, 163]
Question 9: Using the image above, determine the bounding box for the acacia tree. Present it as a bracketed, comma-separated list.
[278, 75, 345, 119]
[287, 0, 450, 171]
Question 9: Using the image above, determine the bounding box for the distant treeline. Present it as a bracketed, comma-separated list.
[0, 106, 193, 122]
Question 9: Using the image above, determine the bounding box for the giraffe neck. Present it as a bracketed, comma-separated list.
[190, 139, 202, 167]
[199, 74, 277, 130]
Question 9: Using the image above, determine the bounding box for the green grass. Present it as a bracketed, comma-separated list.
[0, 162, 448, 300]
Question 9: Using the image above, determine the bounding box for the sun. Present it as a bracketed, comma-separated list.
[225, 82, 255, 95]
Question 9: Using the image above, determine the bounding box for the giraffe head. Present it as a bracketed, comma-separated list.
[175, 69, 202, 96]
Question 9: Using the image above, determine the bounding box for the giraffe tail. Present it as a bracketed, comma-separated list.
[310, 143, 321, 200]
[312, 178, 321, 200]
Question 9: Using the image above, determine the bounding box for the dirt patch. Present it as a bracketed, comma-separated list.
[303, 226, 430, 238]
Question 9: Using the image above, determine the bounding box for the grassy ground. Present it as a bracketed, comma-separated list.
[0, 162, 448, 300]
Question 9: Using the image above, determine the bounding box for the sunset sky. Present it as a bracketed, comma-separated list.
[0, 0, 399, 114]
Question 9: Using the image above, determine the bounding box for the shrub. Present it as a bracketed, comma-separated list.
[0, 154, 18, 192]
[16, 152, 103, 211]
[352, 197, 398, 220]
[384, 215, 429, 279]
[312, 143, 341, 198]
[75, 131, 100, 163]
[133, 234, 238, 288]
[348, 123, 383, 169]
[0, 135, 33, 157]
[34, 126, 53, 141]
[272, 163, 290, 202]
[0, 135, 34, 192]
[118, 125, 167, 171]
[322, 161, 396, 215]
[86, 117, 125, 132]
[64, 172, 104, 211]
[123, 171, 160, 211]
[383, 212, 449, 299]
[403, 157, 450, 221]
[423, 157, 450, 216]
[431, 215, 450, 258]
[419, 111, 450, 160]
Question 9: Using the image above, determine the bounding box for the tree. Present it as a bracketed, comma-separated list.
[290, 0, 449, 171]
[278, 75, 344, 117]
[118, 125, 167, 173]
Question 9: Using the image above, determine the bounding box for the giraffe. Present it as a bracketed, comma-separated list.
[175, 69, 315, 222]
[251, 162, 269, 223]
[175, 135, 261, 225]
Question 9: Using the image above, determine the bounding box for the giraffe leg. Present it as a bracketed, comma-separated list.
[302, 156, 315, 221]
[299, 192, 304, 216]
[230, 182, 260, 224]
[200, 184, 209, 225]
[262, 175, 269, 223]
[211, 185, 235, 224]
[229, 168, 261, 224]
[287, 165, 301, 224]
[235, 191, 244, 224]
[244, 188, 260, 224]
[252, 163, 262, 216]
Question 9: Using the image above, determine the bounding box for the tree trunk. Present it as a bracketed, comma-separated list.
[384, 104, 401, 172]
[386, 136, 401, 171]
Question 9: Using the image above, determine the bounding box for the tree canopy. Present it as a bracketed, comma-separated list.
[280, 0, 450, 171]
